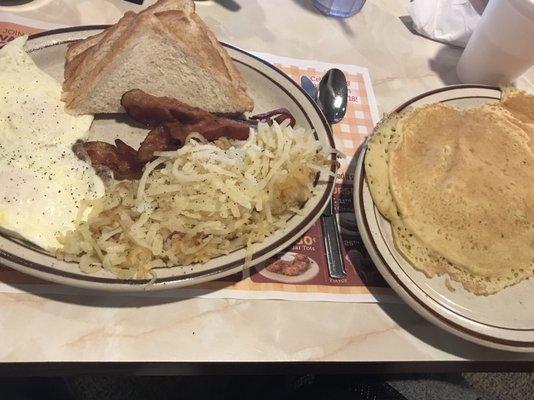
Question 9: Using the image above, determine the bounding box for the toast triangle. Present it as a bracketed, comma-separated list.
[62, 0, 252, 115]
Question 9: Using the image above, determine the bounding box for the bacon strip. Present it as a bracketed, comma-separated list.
[74, 139, 143, 180]
[165, 119, 250, 142]
[123, 88, 251, 141]
[78, 90, 296, 180]
[249, 108, 296, 127]
[137, 125, 181, 163]
[122, 89, 219, 126]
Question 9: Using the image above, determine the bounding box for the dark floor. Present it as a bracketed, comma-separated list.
[0, 374, 533, 400]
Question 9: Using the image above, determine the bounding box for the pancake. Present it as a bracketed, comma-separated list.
[365, 110, 523, 295]
[365, 93, 534, 295]
[391, 218, 533, 295]
[493, 89, 534, 150]
[389, 103, 534, 279]
[501, 88, 534, 125]
[364, 111, 405, 220]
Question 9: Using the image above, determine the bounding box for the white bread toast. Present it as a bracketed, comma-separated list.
[64, 1, 191, 88]
[62, 0, 253, 115]
[64, 11, 136, 82]
[65, 0, 192, 65]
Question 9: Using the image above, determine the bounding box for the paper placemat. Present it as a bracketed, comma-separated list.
[0, 19, 396, 303]
[0, 13, 66, 45]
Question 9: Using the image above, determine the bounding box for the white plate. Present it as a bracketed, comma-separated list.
[0, 26, 335, 291]
[257, 252, 320, 284]
[354, 85, 534, 352]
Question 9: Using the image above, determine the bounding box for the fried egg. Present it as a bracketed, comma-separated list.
[0, 37, 104, 251]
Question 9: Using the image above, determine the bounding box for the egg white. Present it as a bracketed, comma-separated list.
[0, 37, 104, 251]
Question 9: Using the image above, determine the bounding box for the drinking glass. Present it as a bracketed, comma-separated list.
[456, 0, 534, 85]
[312, 0, 366, 17]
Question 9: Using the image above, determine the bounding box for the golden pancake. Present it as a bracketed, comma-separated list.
[365, 93, 534, 295]
[501, 88, 534, 125]
[391, 218, 533, 295]
[365, 109, 501, 294]
[364, 112, 404, 220]
[491, 90, 534, 151]
[389, 104, 534, 278]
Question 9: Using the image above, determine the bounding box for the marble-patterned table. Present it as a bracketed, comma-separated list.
[0, 0, 533, 372]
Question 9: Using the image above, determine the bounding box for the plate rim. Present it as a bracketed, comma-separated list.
[0, 26, 336, 291]
[354, 84, 534, 352]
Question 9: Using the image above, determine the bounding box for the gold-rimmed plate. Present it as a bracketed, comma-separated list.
[354, 85, 534, 352]
[0, 26, 336, 291]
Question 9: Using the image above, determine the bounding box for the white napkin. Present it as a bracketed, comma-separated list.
[408, 0, 488, 47]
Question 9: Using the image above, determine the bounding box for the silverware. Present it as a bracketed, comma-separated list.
[301, 69, 348, 279]
[317, 68, 348, 124]
[300, 75, 318, 99]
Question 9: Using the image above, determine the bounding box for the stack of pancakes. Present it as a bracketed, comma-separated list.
[365, 89, 534, 295]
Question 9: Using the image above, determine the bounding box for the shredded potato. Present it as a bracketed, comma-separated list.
[59, 121, 336, 278]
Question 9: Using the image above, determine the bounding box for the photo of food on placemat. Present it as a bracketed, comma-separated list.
[256, 252, 320, 284]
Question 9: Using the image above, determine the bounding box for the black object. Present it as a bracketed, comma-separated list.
[0, 375, 408, 400]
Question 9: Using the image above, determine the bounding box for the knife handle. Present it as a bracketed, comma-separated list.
[322, 202, 347, 279]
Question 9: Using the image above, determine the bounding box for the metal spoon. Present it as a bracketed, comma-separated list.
[317, 68, 348, 124]
[307, 69, 348, 279]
